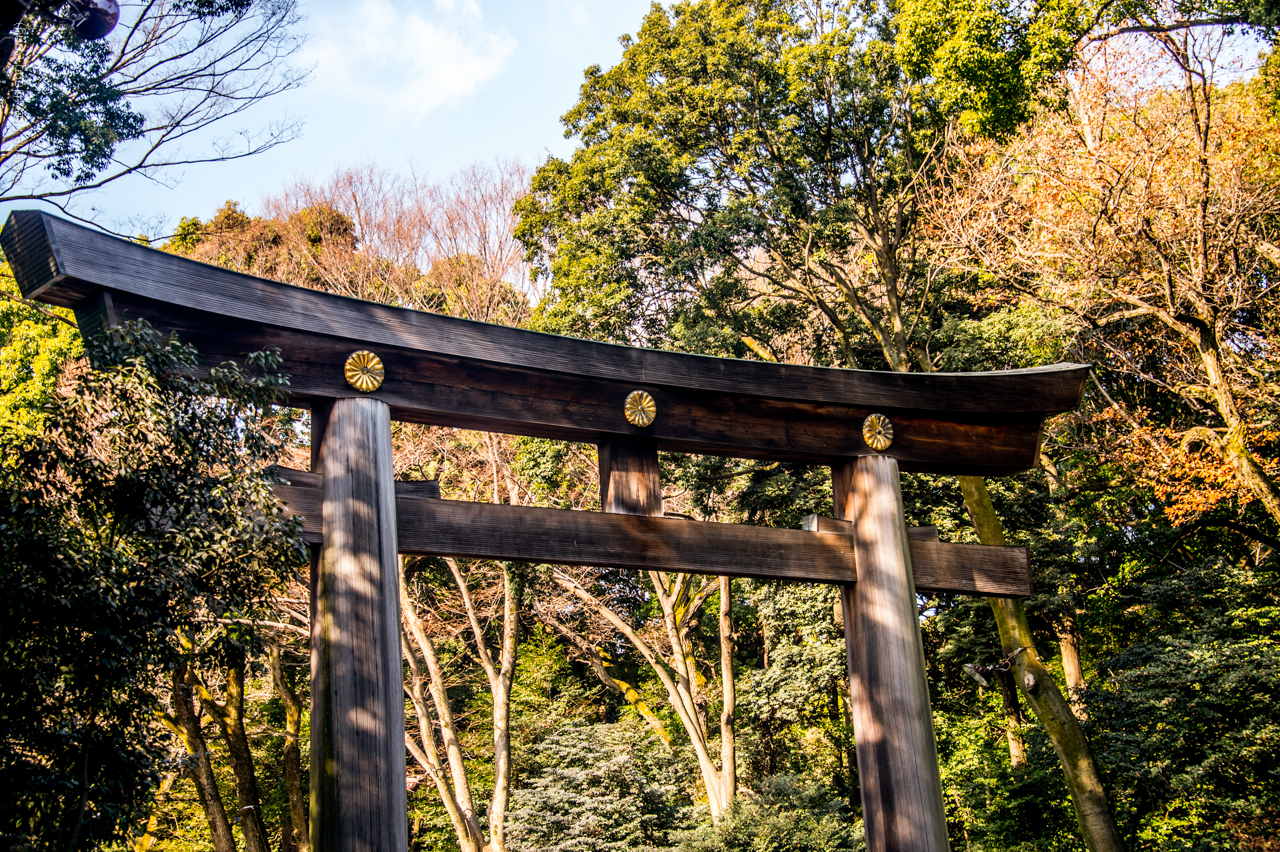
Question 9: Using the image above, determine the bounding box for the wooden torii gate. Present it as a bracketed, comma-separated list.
[3, 211, 1088, 852]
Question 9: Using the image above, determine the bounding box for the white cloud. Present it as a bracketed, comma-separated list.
[302, 0, 515, 122]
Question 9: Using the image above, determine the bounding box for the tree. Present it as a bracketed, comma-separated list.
[895, 0, 1280, 139]
[1080, 530, 1280, 848]
[401, 556, 521, 852]
[0, 0, 305, 211]
[738, 582, 850, 794]
[516, 0, 947, 368]
[672, 773, 861, 852]
[516, 1, 1124, 848]
[0, 261, 81, 439]
[543, 565, 739, 822]
[0, 322, 305, 850]
[168, 161, 534, 316]
[925, 37, 1280, 531]
[162, 163, 539, 852]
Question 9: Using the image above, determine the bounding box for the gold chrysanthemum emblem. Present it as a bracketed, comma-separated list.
[862, 413, 894, 452]
[344, 350, 385, 393]
[624, 390, 657, 427]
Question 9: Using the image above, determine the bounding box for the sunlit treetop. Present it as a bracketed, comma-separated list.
[896, 0, 1280, 136]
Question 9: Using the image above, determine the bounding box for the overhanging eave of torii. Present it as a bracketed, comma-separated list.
[3, 209, 1091, 852]
[4, 210, 1085, 473]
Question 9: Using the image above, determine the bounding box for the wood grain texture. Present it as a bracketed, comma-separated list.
[802, 514, 1030, 597]
[74, 290, 118, 347]
[909, 540, 1030, 597]
[398, 496, 855, 583]
[1, 211, 1089, 474]
[275, 472, 1022, 595]
[836, 457, 950, 852]
[311, 400, 407, 852]
[104, 289, 1046, 472]
[599, 440, 663, 516]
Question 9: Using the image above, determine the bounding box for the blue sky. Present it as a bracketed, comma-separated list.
[32, 0, 655, 234]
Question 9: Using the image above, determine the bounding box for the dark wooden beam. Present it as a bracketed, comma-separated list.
[3, 211, 1089, 475]
[802, 514, 1030, 596]
[273, 471, 1029, 596]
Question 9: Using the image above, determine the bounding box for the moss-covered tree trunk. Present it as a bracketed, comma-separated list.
[200, 653, 271, 852]
[269, 644, 309, 852]
[958, 475, 1125, 852]
[165, 662, 237, 852]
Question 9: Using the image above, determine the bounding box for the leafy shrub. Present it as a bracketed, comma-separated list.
[506, 721, 692, 852]
[672, 773, 864, 852]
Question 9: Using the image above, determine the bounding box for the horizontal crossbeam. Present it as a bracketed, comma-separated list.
[275, 470, 1030, 596]
[802, 513, 1030, 596]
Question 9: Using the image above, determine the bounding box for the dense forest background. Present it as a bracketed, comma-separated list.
[2, 1, 1279, 851]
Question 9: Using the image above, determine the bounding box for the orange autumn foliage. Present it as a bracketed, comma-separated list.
[928, 36, 1280, 525]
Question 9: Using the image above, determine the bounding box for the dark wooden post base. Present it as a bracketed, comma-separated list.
[835, 456, 949, 852]
[312, 398, 407, 852]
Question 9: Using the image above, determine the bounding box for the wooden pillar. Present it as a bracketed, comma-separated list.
[311, 398, 407, 852]
[599, 439, 663, 517]
[834, 455, 949, 852]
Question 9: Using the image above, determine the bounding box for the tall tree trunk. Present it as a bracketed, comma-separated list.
[1041, 452, 1089, 722]
[958, 475, 1126, 852]
[164, 662, 237, 852]
[400, 634, 482, 852]
[268, 644, 309, 852]
[1190, 321, 1280, 527]
[553, 570, 730, 821]
[1222, 419, 1280, 526]
[477, 565, 519, 852]
[1057, 614, 1087, 719]
[718, 575, 737, 810]
[649, 571, 727, 821]
[993, 669, 1027, 768]
[400, 568, 486, 852]
[199, 653, 271, 852]
[131, 772, 179, 852]
[594, 440, 734, 821]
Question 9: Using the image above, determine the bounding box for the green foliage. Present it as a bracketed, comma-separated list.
[0, 264, 81, 441]
[1085, 559, 1280, 850]
[167, 215, 212, 254]
[164, 201, 264, 264]
[931, 305, 1071, 372]
[508, 623, 605, 746]
[672, 774, 863, 852]
[517, 0, 945, 365]
[895, 0, 1087, 136]
[896, 0, 1280, 138]
[933, 701, 1080, 851]
[512, 437, 594, 509]
[2, 23, 145, 184]
[506, 721, 693, 852]
[737, 583, 850, 788]
[0, 323, 306, 850]
[0, 0, 301, 194]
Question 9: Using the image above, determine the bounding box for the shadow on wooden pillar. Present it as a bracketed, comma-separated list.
[311, 398, 408, 852]
[599, 439, 663, 517]
[834, 456, 950, 852]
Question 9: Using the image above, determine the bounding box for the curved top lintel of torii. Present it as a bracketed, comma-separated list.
[2, 210, 1089, 475]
